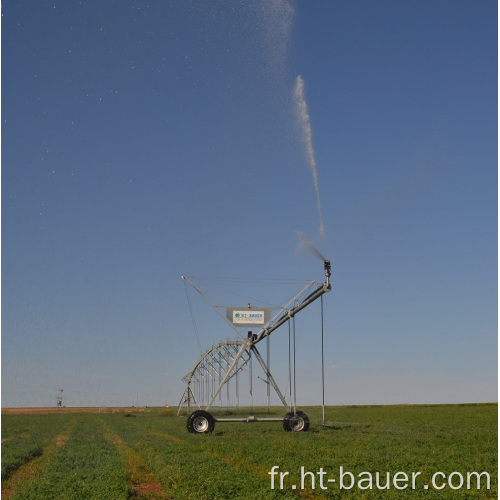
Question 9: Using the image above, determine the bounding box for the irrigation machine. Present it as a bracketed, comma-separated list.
[178, 259, 331, 434]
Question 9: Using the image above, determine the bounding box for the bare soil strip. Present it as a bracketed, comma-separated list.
[98, 419, 172, 499]
[1, 407, 145, 415]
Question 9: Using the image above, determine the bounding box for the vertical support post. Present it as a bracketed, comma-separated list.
[321, 294, 325, 426]
[249, 347, 253, 411]
[206, 365, 209, 403]
[218, 350, 222, 406]
[288, 321, 292, 404]
[236, 366, 239, 408]
[293, 313, 297, 414]
[266, 334, 270, 413]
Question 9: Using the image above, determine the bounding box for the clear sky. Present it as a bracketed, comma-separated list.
[2, 0, 497, 408]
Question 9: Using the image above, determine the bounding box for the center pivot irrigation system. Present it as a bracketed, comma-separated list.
[178, 259, 331, 434]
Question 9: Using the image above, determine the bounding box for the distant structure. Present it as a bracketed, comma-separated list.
[56, 389, 63, 407]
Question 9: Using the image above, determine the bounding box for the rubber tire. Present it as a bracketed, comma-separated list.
[187, 410, 215, 434]
[283, 411, 310, 432]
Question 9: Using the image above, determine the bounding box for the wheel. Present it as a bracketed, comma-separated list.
[187, 410, 215, 434]
[283, 411, 310, 432]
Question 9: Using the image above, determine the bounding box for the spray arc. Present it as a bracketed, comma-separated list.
[294, 75, 325, 238]
[178, 259, 331, 434]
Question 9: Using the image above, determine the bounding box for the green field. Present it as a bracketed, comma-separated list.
[1, 404, 497, 499]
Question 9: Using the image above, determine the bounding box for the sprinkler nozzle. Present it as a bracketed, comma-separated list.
[324, 260, 331, 289]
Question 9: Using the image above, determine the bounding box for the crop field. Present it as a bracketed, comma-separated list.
[1, 403, 497, 499]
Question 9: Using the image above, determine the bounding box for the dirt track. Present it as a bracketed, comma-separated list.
[1, 407, 147, 415]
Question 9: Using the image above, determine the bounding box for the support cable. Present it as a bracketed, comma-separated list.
[184, 279, 203, 355]
[181, 276, 247, 341]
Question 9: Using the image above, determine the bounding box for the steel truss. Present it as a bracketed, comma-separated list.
[177, 338, 288, 415]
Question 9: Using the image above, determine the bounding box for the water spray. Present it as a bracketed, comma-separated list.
[296, 230, 326, 261]
[294, 75, 325, 238]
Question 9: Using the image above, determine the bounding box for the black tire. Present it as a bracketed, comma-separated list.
[283, 411, 310, 432]
[187, 410, 215, 434]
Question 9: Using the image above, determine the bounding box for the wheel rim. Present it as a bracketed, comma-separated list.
[193, 416, 209, 433]
[290, 416, 305, 432]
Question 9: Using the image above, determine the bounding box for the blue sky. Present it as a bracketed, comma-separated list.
[2, 0, 497, 408]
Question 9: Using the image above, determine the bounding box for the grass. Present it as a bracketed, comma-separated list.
[1, 404, 497, 499]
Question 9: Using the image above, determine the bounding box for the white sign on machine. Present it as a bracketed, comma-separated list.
[226, 305, 271, 327]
